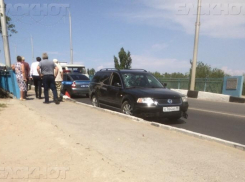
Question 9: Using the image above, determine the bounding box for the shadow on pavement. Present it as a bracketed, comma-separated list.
[101, 105, 187, 126]
[145, 117, 186, 125]
[71, 95, 89, 99]
[73, 97, 187, 126]
[25, 98, 35, 101]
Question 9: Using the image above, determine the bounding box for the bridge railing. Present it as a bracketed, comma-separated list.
[156, 78, 224, 94]
[0, 70, 20, 98]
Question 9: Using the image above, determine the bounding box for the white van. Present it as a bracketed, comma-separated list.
[60, 63, 89, 77]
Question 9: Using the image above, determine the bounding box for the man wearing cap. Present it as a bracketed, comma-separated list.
[53, 59, 63, 101]
[37, 53, 60, 104]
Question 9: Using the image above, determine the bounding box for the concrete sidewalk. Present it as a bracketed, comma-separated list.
[0, 91, 245, 182]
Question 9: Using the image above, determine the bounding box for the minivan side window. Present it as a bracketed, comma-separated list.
[92, 72, 103, 83]
[100, 72, 111, 85]
[111, 73, 122, 87]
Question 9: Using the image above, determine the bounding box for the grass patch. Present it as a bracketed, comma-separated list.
[0, 89, 9, 98]
[0, 103, 7, 108]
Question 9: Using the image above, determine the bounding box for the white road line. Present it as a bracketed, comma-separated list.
[189, 107, 245, 118]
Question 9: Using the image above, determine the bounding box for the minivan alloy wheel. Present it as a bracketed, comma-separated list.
[92, 96, 99, 107]
[122, 101, 133, 115]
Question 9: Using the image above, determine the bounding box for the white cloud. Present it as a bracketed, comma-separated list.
[131, 55, 190, 73]
[47, 51, 59, 55]
[95, 62, 114, 71]
[222, 66, 245, 76]
[0, 62, 5, 66]
[151, 43, 168, 51]
[96, 65, 104, 71]
[73, 62, 84, 65]
[121, 0, 245, 38]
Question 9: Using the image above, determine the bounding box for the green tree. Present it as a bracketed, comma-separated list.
[114, 47, 132, 69]
[190, 61, 225, 78]
[0, 15, 17, 36]
[87, 68, 96, 75]
[161, 72, 188, 78]
[90, 68, 96, 75]
[170, 72, 189, 78]
[243, 74, 245, 96]
[151, 71, 161, 78]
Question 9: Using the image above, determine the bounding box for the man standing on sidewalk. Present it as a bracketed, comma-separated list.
[53, 59, 63, 101]
[30, 57, 42, 99]
[22, 57, 30, 98]
[37, 53, 60, 104]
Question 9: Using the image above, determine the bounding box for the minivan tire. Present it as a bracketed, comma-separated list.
[121, 101, 134, 116]
[92, 95, 100, 107]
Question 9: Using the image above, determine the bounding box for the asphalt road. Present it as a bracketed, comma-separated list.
[73, 96, 245, 145]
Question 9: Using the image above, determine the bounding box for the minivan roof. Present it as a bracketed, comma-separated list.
[99, 68, 147, 72]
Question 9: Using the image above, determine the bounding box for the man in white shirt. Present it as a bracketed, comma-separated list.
[53, 59, 63, 101]
[30, 57, 42, 99]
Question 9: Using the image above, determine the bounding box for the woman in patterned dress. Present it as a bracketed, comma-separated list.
[12, 56, 27, 100]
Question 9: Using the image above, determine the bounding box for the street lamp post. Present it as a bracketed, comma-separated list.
[69, 11, 73, 64]
[31, 35, 34, 62]
[14, 44, 17, 58]
[190, 0, 202, 90]
[0, 0, 11, 67]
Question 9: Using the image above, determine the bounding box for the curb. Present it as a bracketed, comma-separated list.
[62, 95, 245, 152]
[171, 89, 244, 103]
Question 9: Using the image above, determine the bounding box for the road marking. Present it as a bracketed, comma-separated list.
[189, 107, 245, 118]
[188, 97, 245, 105]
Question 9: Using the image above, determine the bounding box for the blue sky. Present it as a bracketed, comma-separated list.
[1, 0, 245, 75]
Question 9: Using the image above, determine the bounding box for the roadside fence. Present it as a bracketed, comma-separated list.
[156, 78, 224, 94]
[0, 70, 20, 98]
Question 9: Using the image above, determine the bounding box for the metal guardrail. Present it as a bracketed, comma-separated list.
[0, 70, 20, 98]
[89, 75, 243, 95]
[243, 82, 245, 96]
[156, 78, 224, 94]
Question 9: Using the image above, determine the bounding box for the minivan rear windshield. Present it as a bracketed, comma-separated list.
[121, 72, 163, 88]
[70, 75, 90, 81]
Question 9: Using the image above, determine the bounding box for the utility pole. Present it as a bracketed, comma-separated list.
[0, 0, 11, 67]
[14, 44, 17, 58]
[31, 35, 34, 62]
[190, 0, 202, 90]
[69, 11, 73, 64]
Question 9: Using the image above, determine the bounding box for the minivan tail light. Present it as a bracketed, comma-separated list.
[71, 81, 76, 88]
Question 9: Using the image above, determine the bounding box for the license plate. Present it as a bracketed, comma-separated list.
[81, 85, 89, 88]
[163, 106, 180, 112]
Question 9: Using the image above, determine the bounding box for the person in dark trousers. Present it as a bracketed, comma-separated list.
[37, 53, 60, 104]
[30, 57, 42, 99]
[22, 57, 30, 98]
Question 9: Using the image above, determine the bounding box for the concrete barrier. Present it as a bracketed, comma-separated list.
[198, 91, 230, 102]
[171, 89, 244, 103]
